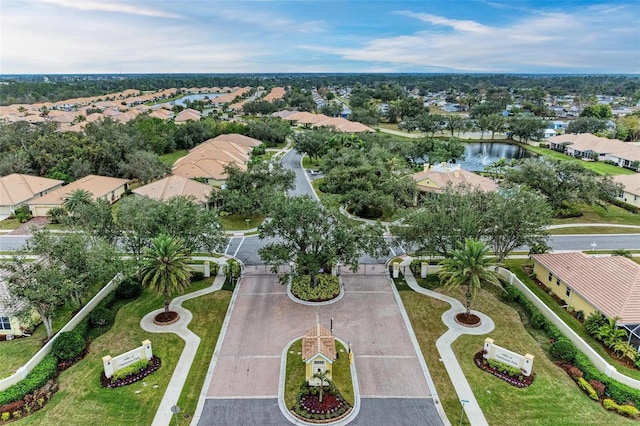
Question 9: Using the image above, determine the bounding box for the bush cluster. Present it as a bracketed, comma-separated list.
[603, 399, 640, 418]
[111, 359, 150, 383]
[577, 377, 599, 400]
[549, 339, 577, 363]
[115, 276, 143, 300]
[0, 355, 58, 407]
[51, 331, 86, 361]
[291, 274, 340, 302]
[90, 306, 115, 327]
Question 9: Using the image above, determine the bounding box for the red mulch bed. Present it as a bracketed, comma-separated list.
[474, 351, 535, 388]
[100, 356, 162, 388]
[456, 312, 481, 326]
[153, 311, 179, 325]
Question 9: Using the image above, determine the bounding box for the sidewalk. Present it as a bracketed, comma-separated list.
[140, 269, 226, 426]
[398, 257, 494, 426]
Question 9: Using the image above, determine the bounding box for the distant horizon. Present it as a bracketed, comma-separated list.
[2, 1, 639, 75]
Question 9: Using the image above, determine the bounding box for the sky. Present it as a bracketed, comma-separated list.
[1, 0, 639, 74]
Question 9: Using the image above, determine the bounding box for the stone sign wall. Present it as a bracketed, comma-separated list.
[483, 338, 534, 376]
[102, 339, 153, 379]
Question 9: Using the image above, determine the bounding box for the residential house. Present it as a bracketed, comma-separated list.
[411, 163, 498, 203]
[302, 324, 336, 386]
[0, 174, 64, 219]
[543, 129, 557, 139]
[174, 108, 201, 123]
[132, 175, 214, 208]
[531, 252, 640, 348]
[28, 175, 129, 217]
[547, 133, 640, 170]
[0, 274, 39, 337]
[612, 174, 640, 208]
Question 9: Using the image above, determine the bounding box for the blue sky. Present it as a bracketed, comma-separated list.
[1, 0, 638, 74]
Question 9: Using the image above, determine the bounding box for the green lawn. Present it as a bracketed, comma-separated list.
[398, 273, 634, 425]
[553, 203, 640, 226]
[17, 276, 225, 426]
[218, 214, 264, 231]
[0, 218, 21, 230]
[301, 155, 322, 170]
[159, 149, 189, 167]
[520, 144, 636, 176]
[175, 290, 232, 424]
[550, 226, 640, 235]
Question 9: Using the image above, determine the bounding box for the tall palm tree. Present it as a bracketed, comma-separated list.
[438, 238, 502, 316]
[64, 189, 93, 215]
[312, 369, 331, 403]
[139, 234, 192, 313]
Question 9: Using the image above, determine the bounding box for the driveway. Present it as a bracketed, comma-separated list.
[198, 266, 443, 425]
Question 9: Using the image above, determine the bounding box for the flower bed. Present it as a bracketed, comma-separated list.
[0, 379, 59, 423]
[292, 384, 352, 422]
[100, 356, 161, 388]
[474, 351, 535, 388]
[291, 275, 340, 302]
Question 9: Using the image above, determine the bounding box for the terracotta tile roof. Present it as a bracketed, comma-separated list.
[412, 165, 498, 193]
[532, 252, 640, 324]
[548, 133, 640, 161]
[279, 111, 371, 132]
[175, 109, 201, 123]
[28, 175, 129, 206]
[612, 174, 640, 197]
[212, 133, 262, 147]
[172, 159, 246, 180]
[0, 174, 64, 207]
[302, 324, 336, 362]
[132, 175, 212, 204]
[263, 87, 286, 102]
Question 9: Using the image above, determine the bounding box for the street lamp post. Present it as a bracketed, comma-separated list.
[590, 242, 597, 253]
[459, 399, 469, 426]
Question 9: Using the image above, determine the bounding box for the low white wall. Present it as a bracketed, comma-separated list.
[497, 267, 640, 390]
[0, 273, 121, 391]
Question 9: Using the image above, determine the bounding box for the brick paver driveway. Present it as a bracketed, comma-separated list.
[198, 266, 444, 425]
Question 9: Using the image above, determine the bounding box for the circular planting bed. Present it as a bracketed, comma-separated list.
[292, 385, 352, 423]
[290, 275, 340, 303]
[455, 312, 481, 327]
[153, 311, 180, 325]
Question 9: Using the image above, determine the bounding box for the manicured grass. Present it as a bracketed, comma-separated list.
[284, 339, 354, 410]
[285, 339, 305, 409]
[18, 289, 184, 426]
[450, 287, 633, 425]
[519, 144, 635, 176]
[398, 273, 635, 425]
[311, 179, 341, 211]
[0, 218, 21, 229]
[549, 226, 640, 235]
[218, 214, 264, 231]
[159, 149, 189, 167]
[553, 203, 640, 226]
[301, 155, 322, 170]
[503, 259, 640, 381]
[175, 289, 232, 424]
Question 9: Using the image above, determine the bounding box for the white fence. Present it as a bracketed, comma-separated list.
[497, 267, 640, 390]
[0, 273, 121, 391]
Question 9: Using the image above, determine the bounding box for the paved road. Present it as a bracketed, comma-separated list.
[197, 267, 442, 426]
[281, 149, 317, 199]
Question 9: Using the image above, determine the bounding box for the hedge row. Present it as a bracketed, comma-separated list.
[0, 355, 58, 407]
[502, 283, 640, 407]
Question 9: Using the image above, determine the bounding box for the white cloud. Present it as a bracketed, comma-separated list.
[33, 0, 183, 19]
[305, 5, 640, 73]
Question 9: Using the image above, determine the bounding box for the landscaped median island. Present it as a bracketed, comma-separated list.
[284, 335, 354, 423]
[290, 274, 340, 302]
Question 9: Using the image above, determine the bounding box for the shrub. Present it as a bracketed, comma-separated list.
[1, 412, 9, 421]
[191, 271, 205, 281]
[577, 377, 599, 400]
[573, 352, 640, 407]
[617, 404, 640, 418]
[603, 398, 618, 410]
[565, 365, 583, 380]
[291, 274, 340, 302]
[545, 324, 564, 342]
[549, 339, 577, 362]
[51, 331, 85, 361]
[589, 380, 606, 398]
[90, 307, 114, 327]
[115, 276, 143, 300]
[530, 313, 546, 329]
[574, 310, 585, 321]
[111, 359, 149, 383]
[584, 312, 607, 335]
[500, 284, 519, 302]
[0, 355, 58, 406]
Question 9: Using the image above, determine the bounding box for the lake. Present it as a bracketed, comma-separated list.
[458, 142, 531, 171]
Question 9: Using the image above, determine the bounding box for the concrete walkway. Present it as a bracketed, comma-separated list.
[398, 257, 494, 426]
[140, 269, 226, 426]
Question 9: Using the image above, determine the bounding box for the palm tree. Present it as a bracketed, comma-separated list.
[612, 248, 632, 259]
[312, 369, 331, 403]
[595, 317, 628, 349]
[438, 238, 502, 316]
[64, 189, 93, 215]
[139, 234, 192, 314]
